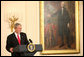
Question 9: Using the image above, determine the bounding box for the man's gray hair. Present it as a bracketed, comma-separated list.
[14, 23, 21, 29]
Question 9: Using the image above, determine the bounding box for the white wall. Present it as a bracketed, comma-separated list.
[1, 1, 83, 56]
[1, 1, 39, 56]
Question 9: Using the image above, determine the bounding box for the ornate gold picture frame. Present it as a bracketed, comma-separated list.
[40, 1, 80, 54]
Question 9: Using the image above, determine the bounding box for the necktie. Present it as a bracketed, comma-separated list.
[17, 34, 21, 45]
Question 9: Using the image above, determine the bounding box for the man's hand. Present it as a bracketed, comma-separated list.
[10, 48, 13, 53]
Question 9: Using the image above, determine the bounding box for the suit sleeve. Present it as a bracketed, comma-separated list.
[65, 9, 71, 23]
[6, 36, 12, 52]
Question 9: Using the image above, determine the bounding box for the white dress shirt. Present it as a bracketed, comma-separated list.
[62, 7, 64, 15]
[14, 32, 21, 40]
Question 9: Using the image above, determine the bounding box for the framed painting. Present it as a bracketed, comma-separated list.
[40, 1, 80, 54]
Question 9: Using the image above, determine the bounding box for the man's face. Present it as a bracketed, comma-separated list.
[15, 25, 22, 34]
[61, 2, 65, 8]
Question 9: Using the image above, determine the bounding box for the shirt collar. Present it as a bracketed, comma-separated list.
[14, 32, 21, 39]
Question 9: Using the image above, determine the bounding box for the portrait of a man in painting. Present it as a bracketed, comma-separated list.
[44, 1, 76, 50]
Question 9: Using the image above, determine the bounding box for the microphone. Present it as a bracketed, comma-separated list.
[29, 39, 33, 43]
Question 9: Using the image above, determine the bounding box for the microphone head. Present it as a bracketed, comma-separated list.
[29, 39, 33, 43]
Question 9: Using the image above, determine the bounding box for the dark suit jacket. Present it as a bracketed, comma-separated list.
[57, 7, 71, 35]
[6, 32, 29, 56]
[52, 7, 71, 35]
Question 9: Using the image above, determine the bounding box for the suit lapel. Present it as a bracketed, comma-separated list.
[13, 33, 19, 45]
[20, 33, 23, 44]
[20, 33, 25, 45]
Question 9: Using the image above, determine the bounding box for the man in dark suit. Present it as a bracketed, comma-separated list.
[6, 23, 29, 56]
[52, 2, 71, 48]
[58, 2, 71, 48]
